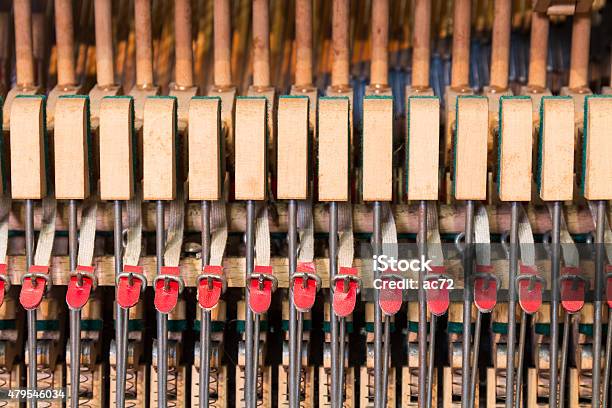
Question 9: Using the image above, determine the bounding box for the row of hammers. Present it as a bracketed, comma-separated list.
[0, 0, 612, 407]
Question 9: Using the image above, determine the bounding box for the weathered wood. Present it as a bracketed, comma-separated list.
[5, 202, 598, 235]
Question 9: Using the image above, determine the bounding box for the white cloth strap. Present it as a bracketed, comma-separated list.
[297, 199, 315, 264]
[381, 203, 398, 259]
[255, 203, 271, 266]
[426, 202, 444, 267]
[338, 202, 354, 268]
[34, 195, 57, 267]
[122, 188, 143, 267]
[76, 195, 98, 267]
[517, 204, 535, 267]
[474, 203, 491, 266]
[0, 195, 11, 265]
[208, 200, 228, 266]
[546, 203, 579, 268]
[163, 186, 185, 268]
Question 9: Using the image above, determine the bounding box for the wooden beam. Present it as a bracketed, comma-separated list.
[5, 202, 598, 235]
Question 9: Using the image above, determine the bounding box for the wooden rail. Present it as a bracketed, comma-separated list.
[7, 202, 597, 235]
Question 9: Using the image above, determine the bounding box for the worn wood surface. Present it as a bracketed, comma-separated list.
[4, 202, 599, 235]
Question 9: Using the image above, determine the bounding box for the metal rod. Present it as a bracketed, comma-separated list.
[245, 200, 256, 408]
[426, 315, 436, 408]
[114, 200, 128, 408]
[559, 312, 571, 408]
[602, 311, 612, 408]
[382, 315, 391, 407]
[253, 313, 261, 408]
[69, 314, 82, 408]
[418, 200, 428, 408]
[27, 309, 36, 407]
[550, 201, 561, 408]
[506, 202, 520, 408]
[462, 200, 474, 408]
[200, 200, 211, 408]
[69, 200, 81, 408]
[200, 311, 211, 408]
[156, 320, 169, 404]
[469, 311, 482, 408]
[427, 314, 436, 408]
[329, 201, 339, 408]
[373, 201, 383, 408]
[117, 309, 128, 407]
[515, 313, 527, 408]
[25, 199, 36, 408]
[288, 199, 299, 408]
[296, 311, 304, 405]
[156, 200, 167, 408]
[338, 316, 346, 408]
[593, 200, 605, 408]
